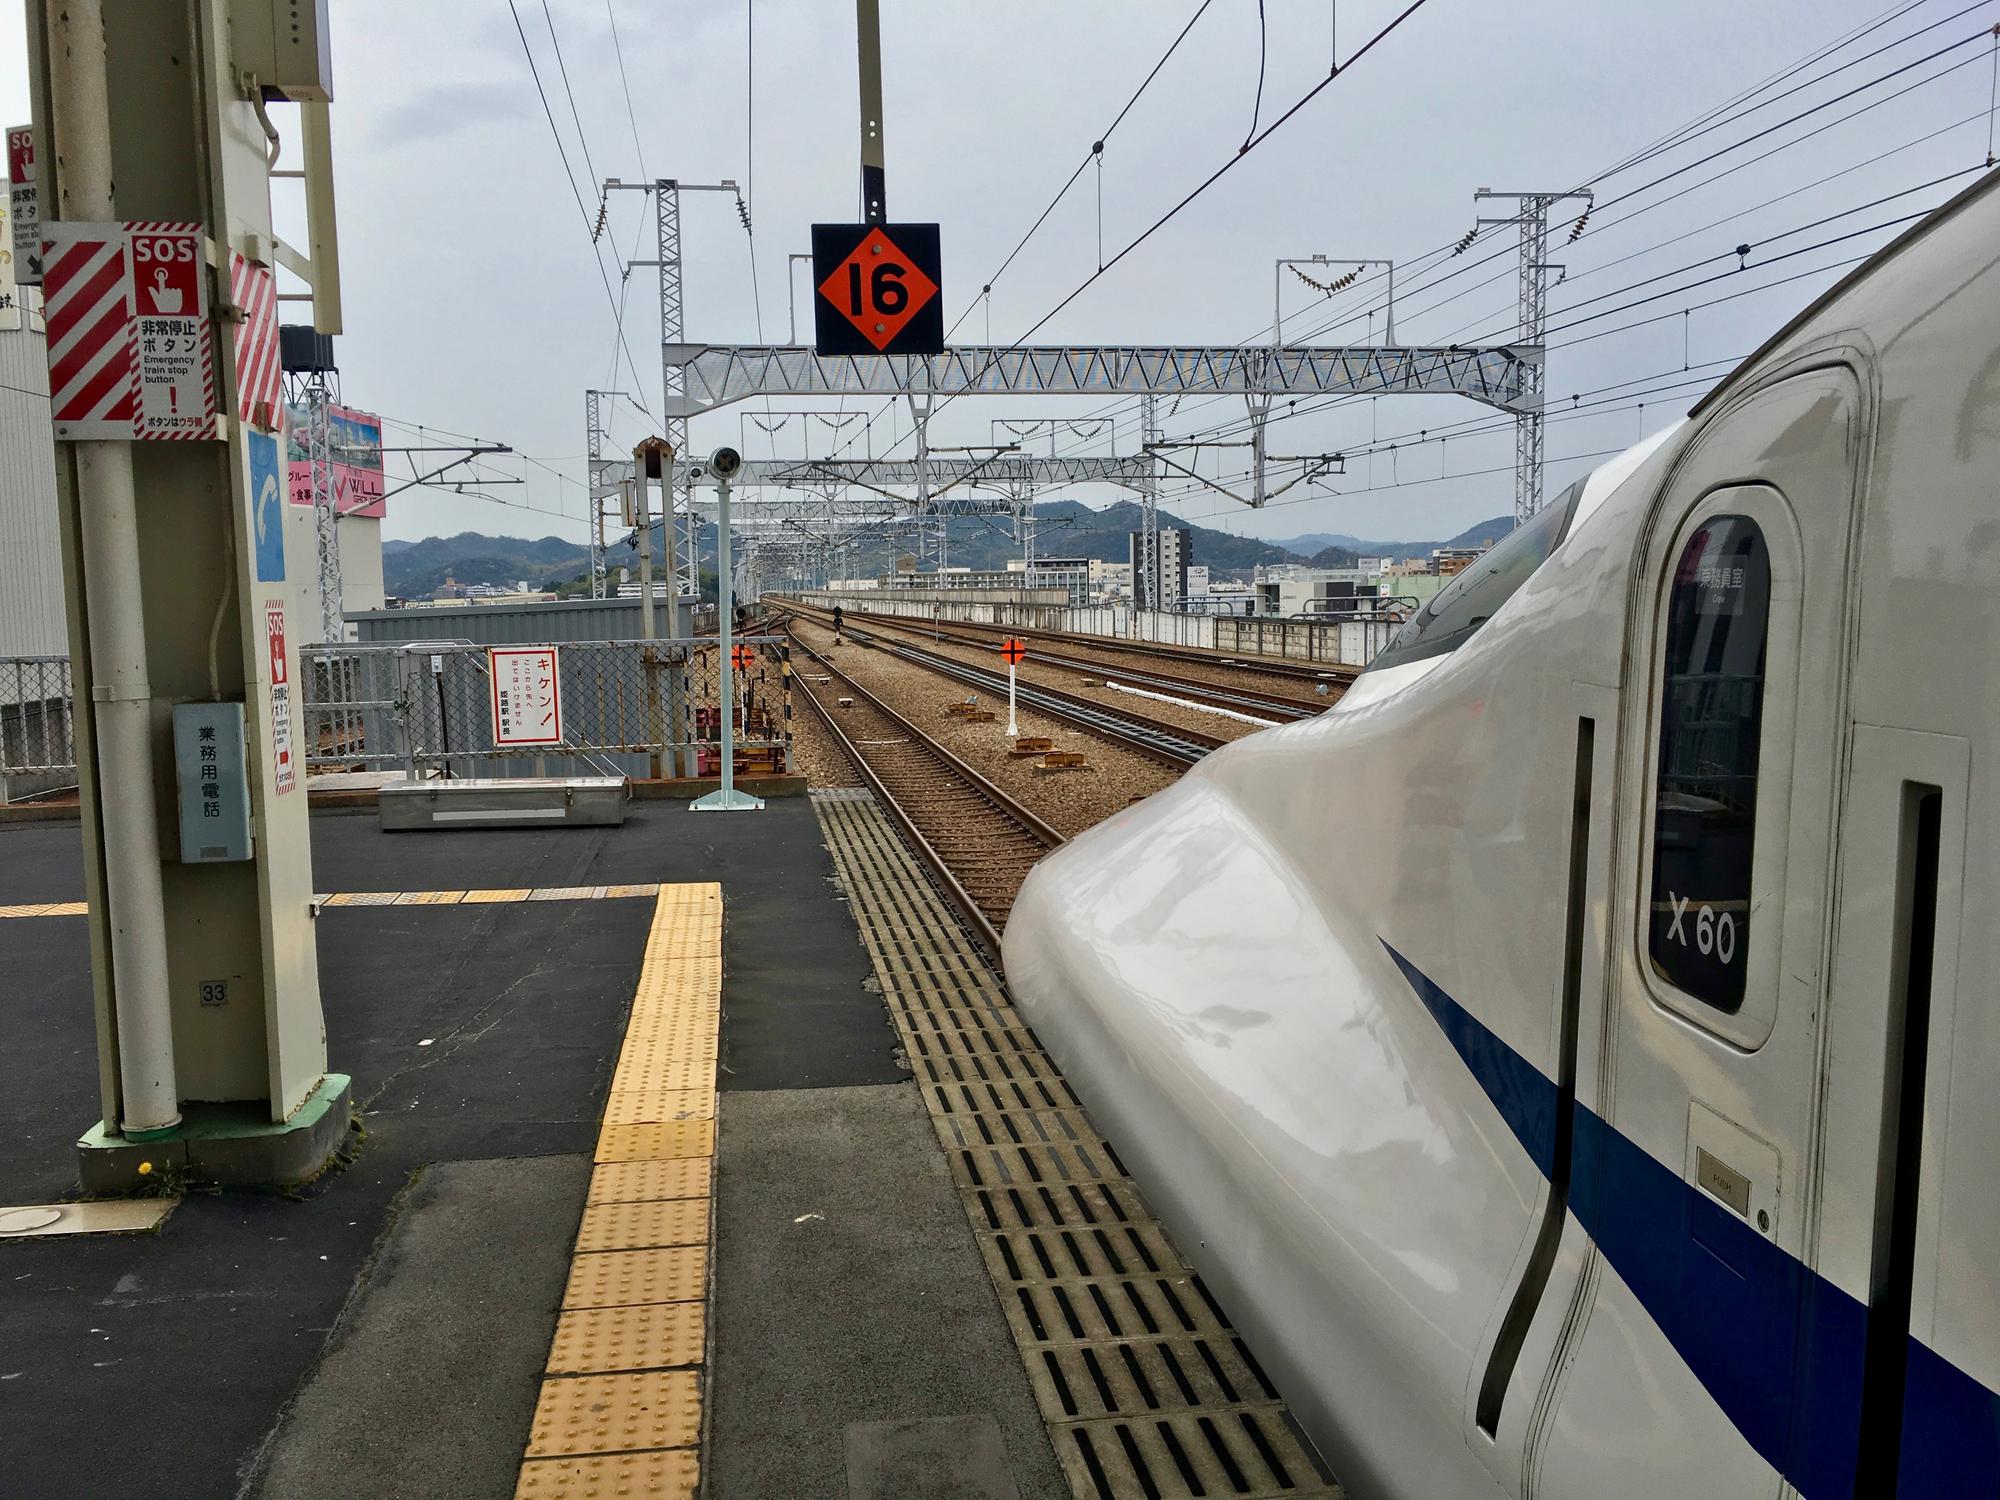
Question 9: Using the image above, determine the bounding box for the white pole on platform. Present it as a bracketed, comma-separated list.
[693, 453, 762, 811]
[52, 0, 179, 1137]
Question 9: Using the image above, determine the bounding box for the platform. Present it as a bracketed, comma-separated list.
[0, 797, 1336, 1498]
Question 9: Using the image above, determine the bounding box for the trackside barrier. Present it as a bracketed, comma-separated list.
[0, 641, 794, 798]
[790, 593, 1394, 669]
[299, 638, 793, 780]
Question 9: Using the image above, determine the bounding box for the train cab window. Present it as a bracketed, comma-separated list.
[1647, 516, 1771, 1011]
[1364, 480, 1583, 674]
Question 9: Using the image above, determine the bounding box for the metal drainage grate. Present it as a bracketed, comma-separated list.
[814, 791, 1344, 1499]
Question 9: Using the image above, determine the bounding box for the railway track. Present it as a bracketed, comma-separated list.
[790, 638, 1064, 956]
[780, 600, 1330, 721]
[785, 615, 1225, 769]
[772, 595, 1361, 690]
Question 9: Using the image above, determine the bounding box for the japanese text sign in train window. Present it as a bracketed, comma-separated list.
[1649, 516, 1770, 1010]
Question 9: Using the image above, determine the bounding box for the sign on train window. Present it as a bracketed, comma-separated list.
[1648, 516, 1770, 1010]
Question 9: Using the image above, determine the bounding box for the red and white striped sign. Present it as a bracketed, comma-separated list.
[231, 251, 281, 432]
[42, 220, 217, 441]
[128, 222, 214, 440]
[43, 222, 137, 439]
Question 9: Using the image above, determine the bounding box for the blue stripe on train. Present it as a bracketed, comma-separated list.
[1381, 940, 2000, 1499]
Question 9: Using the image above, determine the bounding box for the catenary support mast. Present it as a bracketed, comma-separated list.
[1475, 188, 1590, 522]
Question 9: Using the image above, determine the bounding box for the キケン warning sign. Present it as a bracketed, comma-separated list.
[489, 646, 564, 748]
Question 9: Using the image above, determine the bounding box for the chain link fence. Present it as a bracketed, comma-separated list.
[0, 640, 792, 798]
[301, 638, 792, 780]
[0, 658, 76, 796]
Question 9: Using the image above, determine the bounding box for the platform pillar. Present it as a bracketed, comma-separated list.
[26, 0, 349, 1187]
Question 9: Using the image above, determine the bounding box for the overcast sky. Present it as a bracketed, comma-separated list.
[6, 1, 1994, 549]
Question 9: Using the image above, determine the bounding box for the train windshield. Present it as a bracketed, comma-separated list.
[1363, 481, 1584, 674]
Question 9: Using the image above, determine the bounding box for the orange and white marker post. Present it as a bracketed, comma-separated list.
[1000, 637, 1027, 737]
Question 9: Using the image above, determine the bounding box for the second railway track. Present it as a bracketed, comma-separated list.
[782, 600, 1336, 722]
[782, 613, 1229, 769]
[791, 638, 1064, 955]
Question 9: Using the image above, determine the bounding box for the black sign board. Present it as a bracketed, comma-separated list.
[811, 222, 943, 356]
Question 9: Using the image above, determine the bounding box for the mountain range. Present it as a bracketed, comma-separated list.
[1266, 519, 1516, 562]
[379, 506, 1516, 599]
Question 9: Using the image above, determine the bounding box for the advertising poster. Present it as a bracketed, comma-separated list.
[287, 400, 385, 518]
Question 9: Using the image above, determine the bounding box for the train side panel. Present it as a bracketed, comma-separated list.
[1005, 462, 1657, 1496]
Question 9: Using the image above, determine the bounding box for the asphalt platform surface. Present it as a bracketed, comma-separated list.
[0, 799, 1058, 1499]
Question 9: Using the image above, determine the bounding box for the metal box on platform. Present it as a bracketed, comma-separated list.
[377, 776, 627, 831]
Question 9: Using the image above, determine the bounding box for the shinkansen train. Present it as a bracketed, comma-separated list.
[1003, 171, 2000, 1498]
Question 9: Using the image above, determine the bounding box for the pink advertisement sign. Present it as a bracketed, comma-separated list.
[286, 400, 385, 518]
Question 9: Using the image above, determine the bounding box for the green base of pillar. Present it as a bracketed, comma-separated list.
[76, 1074, 354, 1193]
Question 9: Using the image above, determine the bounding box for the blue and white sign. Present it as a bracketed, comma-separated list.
[249, 428, 284, 582]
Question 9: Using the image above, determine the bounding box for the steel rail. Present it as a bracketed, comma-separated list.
[791, 636, 1063, 958]
[770, 594, 1361, 687]
[822, 622, 1226, 769]
[779, 601, 1329, 720]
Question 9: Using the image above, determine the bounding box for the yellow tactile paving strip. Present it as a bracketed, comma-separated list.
[515, 882, 721, 1500]
[0, 901, 86, 919]
[0, 886, 668, 919]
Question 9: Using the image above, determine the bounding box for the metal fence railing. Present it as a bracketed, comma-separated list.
[1212, 615, 1401, 667]
[0, 639, 793, 798]
[0, 657, 76, 777]
[790, 592, 1396, 669]
[300, 638, 793, 780]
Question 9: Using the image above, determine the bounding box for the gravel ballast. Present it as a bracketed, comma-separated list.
[791, 622, 1177, 838]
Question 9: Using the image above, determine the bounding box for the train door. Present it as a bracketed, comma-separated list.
[1527, 366, 1863, 1500]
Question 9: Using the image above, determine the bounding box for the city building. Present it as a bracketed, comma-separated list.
[876, 556, 1092, 605]
[1088, 559, 1132, 602]
[1129, 526, 1191, 610]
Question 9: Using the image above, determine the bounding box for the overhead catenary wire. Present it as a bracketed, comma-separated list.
[1243, 0, 1268, 148]
[796, 1, 1991, 566]
[506, 0, 655, 419]
[1238, 13, 2000, 355]
[1072, 80, 1998, 463]
[1065, 154, 1976, 463]
[1599, 0, 1989, 182]
[1596, 25, 1997, 213]
[836, 0, 1435, 483]
[1028, 8, 1998, 471]
[820, 0, 1223, 481]
[942, 0, 1218, 340]
[541, 0, 601, 201]
[843, 0, 1967, 503]
[1272, 34, 1997, 354]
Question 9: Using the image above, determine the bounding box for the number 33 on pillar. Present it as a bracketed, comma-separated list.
[812, 223, 944, 356]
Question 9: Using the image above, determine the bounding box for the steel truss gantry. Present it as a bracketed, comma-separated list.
[655, 342, 1543, 418]
[590, 453, 1154, 502]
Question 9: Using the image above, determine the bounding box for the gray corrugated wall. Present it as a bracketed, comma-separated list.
[349, 596, 686, 644]
[0, 326, 66, 658]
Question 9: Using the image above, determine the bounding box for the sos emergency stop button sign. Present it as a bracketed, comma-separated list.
[812, 222, 943, 357]
[43, 220, 215, 440]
